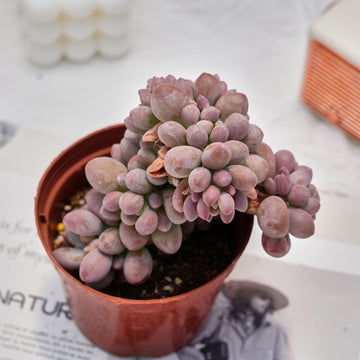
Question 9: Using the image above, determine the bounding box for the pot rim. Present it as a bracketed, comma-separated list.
[35, 123, 253, 306]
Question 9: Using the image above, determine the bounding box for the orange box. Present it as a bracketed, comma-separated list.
[302, 0, 360, 142]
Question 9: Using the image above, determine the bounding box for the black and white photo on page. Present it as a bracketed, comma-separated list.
[176, 279, 293, 360]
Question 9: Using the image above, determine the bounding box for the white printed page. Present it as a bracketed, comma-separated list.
[0, 128, 359, 360]
[0, 126, 177, 360]
[0, 169, 122, 360]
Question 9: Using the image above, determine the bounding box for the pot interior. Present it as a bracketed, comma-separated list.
[36, 124, 126, 259]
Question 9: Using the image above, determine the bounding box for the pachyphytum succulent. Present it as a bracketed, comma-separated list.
[53, 73, 320, 289]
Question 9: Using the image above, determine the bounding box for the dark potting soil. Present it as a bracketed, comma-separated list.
[106, 222, 234, 300]
[54, 189, 236, 300]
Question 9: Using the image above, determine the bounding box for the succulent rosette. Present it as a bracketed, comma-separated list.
[53, 73, 320, 289]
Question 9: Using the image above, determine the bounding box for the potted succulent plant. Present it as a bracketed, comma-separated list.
[35, 73, 320, 357]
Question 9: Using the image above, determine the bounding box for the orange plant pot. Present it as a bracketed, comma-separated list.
[34, 124, 253, 357]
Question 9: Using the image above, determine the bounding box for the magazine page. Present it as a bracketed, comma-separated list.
[0, 168, 123, 360]
[1, 127, 359, 360]
[187, 254, 360, 360]
[0, 127, 126, 360]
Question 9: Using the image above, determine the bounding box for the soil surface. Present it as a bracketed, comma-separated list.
[106, 221, 234, 299]
[54, 189, 237, 300]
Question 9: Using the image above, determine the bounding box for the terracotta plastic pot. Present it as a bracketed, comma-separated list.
[35, 124, 253, 357]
